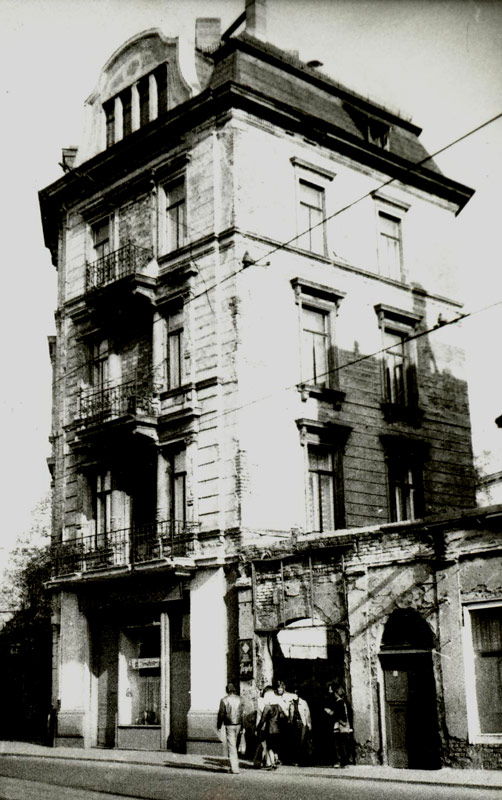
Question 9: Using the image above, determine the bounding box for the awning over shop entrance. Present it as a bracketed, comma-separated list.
[277, 617, 329, 659]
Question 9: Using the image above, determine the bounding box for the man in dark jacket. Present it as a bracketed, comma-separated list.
[217, 683, 243, 774]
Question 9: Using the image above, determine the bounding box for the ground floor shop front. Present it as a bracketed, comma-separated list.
[50, 516, 502, 770]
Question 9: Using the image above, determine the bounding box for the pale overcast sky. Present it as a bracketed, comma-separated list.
[0, 0, 501, 563]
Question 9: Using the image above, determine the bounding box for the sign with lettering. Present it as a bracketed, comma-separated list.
[129, 658, 160, 670]
[239, 639, 253, 680]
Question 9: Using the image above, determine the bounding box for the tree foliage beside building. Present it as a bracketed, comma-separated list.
[0, 496, 52, 743]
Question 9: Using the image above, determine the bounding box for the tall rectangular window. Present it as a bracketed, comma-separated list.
[166, 308, 184, 390]
[378, 211, 402, 280]
[383, 329, 409, 406]
[138, 75, 150, 127]
[170, 450, 186, 523]
[308, 447, 335, 532]
[298, 179, 325, 254]
[469, 607, 502, 735]
[120, 87, 133, 137]
[387, 454, 421, 522]
[154, 63, 168, 115]
[302, 305, 329, 387]
[92, 218, 111, 261]
[164, 180, 186, 253]
[103, 99, 115, 148]
[95, 470, 112, 539]
[90, 339, 109, 391]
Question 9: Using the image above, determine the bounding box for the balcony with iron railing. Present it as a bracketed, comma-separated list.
[77, 377, 159, 426]
[51, 519, 200, 578]
[85, 243, 153, 293]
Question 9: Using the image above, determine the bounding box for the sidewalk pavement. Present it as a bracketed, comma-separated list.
[1, 740, 502, 791]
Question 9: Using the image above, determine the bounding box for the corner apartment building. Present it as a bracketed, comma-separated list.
[39, 1, 502, 770]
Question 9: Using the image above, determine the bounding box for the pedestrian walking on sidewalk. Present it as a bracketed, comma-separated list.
[324, 683, 353, 768]
[217, 683, 243, 774]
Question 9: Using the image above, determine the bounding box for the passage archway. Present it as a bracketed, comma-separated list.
[379, 608, 441, 769]
[273, 617, 345, 764]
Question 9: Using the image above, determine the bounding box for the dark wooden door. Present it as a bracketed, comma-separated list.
[382, 654, 441, 769]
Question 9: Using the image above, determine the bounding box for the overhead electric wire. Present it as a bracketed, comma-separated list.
[50, 109, 502, 392]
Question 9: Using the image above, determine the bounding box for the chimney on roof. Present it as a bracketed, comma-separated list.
[245, 0, 267, 40]
[60, 147, 77, 172]
[195, 18, 222, 53]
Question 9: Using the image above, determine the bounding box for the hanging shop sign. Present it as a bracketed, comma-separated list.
[239, 639, 253, 680]
[129, 658, 160, 670]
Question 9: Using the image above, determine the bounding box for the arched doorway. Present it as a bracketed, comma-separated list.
[379, 609, 441, 769]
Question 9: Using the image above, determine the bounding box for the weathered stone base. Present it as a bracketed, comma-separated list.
[448, 739, 502, 770]
[186, 709, 222, 755]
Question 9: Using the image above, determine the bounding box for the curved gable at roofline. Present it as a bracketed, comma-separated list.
[75, 29, 203, 166]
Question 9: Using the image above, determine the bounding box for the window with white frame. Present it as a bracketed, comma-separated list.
[292, 278, 345, 394]
[291, 157, 335, 257]
[95, 470, 112, 541]
[308, 446, 336, 532]
[387, 452, 421, 522]
[162, 179, 186, 254]
[373, 194, 409, 281]
[90, 338, 109, 391]
[381, 435, 426, 523]
[92, 217, 111, 261]
[298, 180, 326, 254]
[102, 62, 168, 148]
[302, 305, 330, 387]
[466, 605, 502, 737]
[297, 419, 350, 532]
[169, 449, 186, 524]
[375, 304, 421, 414]
[166, 307, 184, 390]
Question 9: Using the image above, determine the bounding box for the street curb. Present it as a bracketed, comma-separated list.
[1, 751, 502, 791]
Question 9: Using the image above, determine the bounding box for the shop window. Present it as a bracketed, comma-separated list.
[119, 624, 161, 727]
[292, 278, 345, 402]
[166, 307, 184, 390]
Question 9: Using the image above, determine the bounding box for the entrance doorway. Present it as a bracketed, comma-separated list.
[380, 609, 441, 769]
[273, 619, 345, 765]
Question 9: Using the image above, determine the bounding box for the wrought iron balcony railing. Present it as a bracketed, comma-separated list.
[85, 243, 153, 292]
[51, 519, 199, 578]
[78, 378, 159, 424]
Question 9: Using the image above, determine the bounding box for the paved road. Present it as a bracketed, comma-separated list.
[0, 756, 501, 800]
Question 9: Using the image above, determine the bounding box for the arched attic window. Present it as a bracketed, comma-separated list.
[103, 62, 168, 148]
